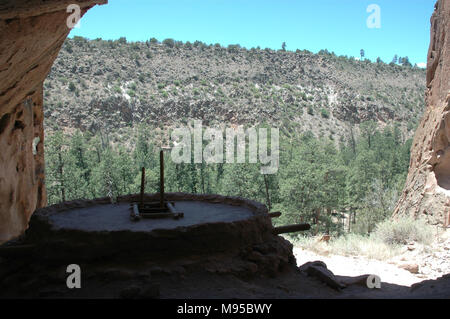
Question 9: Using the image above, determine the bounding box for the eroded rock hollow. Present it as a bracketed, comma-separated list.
[0, 0, 106, 243]
[394, 0, 450, 226]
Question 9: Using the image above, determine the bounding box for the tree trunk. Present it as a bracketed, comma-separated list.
[58, 151, 65, 203]
[263, 174, 271, 210]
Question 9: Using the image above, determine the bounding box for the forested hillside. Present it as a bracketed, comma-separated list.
[44, 37, 425, 139]
[45, 122, 410, 235]
[43, 36, 425, 235]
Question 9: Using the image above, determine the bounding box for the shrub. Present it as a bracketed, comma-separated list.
[73, 36, 86, 46]
[320, 108, 329, 118]
[162, 38, 175, 48]
[331, 234, 401, 260]
[227, 44, 241, 53]
[128, 82, 137, 91]
[68, 82, 76, 92]
[131, 43, 140, 50]
[372, 216, 434, 245]
[407, 120, 417, 131]
[65, 43, 73, 53]
[113, 85, 121, 94]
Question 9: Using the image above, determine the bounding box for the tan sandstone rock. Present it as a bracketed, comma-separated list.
[0, 0, 107, 243]
[399, 263, 420, 274]
[394, 0, 450, 226]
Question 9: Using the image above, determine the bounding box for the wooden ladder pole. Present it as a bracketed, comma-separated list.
[140, 167, 145, 206]
[160, 150, 164, 208]
[272, 223, 311, 235]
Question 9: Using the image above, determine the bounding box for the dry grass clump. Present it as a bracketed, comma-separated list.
[293, 216, 434, 261]
[294, 234, 400, 260]
[372, 216, 434, 245]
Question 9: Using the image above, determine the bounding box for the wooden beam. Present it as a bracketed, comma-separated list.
[167, 202, 184, 219]
[167, 202, 177, 213]
[140, 212, 184, 219]
[272, 223, 310, 235]
[130, 203, 141, 221]
[268, 211, 282, 218]
[139, 207, 169, 213]
[131, 202, 165, 208]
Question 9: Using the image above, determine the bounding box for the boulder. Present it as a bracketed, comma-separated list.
[399, 263, 420, 274]
[299, 261, 346, 290]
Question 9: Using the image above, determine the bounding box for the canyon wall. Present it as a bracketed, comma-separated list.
[394, 0, 450, 226]
[0, 0, 106, 243]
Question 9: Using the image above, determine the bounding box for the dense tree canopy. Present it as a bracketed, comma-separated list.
[45, 121, 411, 236]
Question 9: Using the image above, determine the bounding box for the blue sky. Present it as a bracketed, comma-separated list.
[70, 0, 436, 66]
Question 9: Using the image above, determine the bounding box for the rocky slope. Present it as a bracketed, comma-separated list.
[43, 36, 426, 141]
[394, 0, 450, 226]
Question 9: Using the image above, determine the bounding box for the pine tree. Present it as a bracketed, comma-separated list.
[45, 131, 66, 204]
[392, 54, 398, 64]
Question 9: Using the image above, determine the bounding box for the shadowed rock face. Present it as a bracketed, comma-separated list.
[394, 0, 450, 226]
[0, 0, 107, 243]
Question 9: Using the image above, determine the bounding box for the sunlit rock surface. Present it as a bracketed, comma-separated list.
[394, 0, 450, 226]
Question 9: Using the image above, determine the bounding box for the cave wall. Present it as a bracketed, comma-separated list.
[0, 0, 106, 243]
[394, 0, 450, 226]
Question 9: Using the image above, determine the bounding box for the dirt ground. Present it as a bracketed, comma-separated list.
[291, 228, 450, 295]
